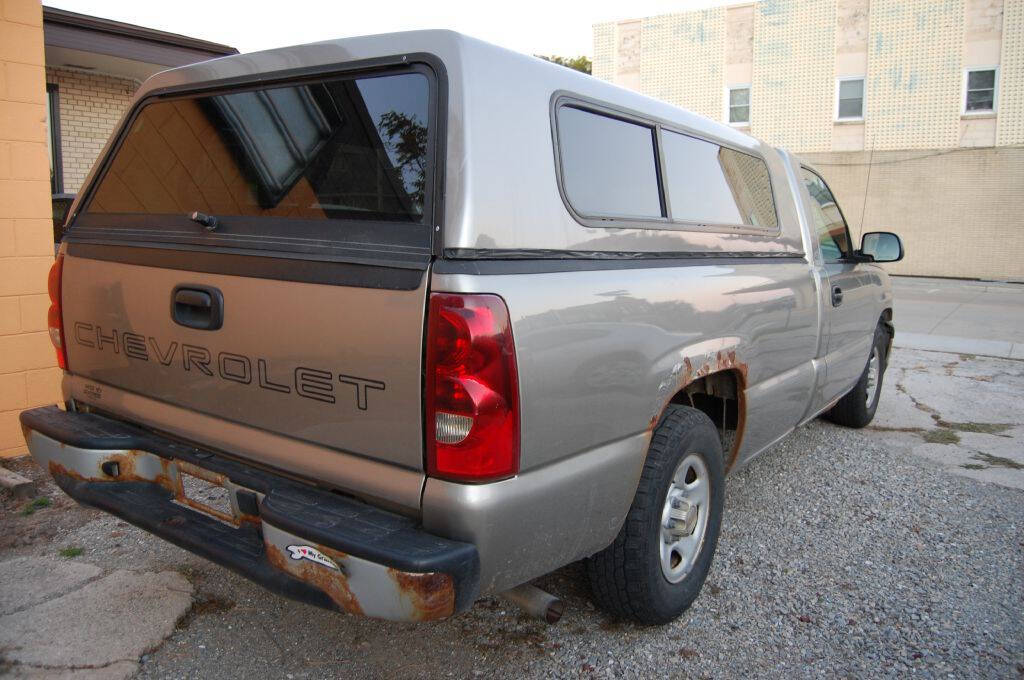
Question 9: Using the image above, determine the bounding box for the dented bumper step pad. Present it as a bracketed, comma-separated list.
[18, 406, 480, 621]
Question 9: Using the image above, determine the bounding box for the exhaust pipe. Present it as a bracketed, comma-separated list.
[501, 584, 564, 624]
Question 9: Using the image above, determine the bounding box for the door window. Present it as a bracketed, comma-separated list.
[800, 168, 850, 262]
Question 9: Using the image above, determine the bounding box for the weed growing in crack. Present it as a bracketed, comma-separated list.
[936, 421, 1015, 436]
[967, 452, 1024, 470]
[922, 429, 960, 445]
[20, 497, 51, 516]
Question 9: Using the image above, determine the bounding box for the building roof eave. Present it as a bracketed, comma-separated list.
[42, 5, 237, 65]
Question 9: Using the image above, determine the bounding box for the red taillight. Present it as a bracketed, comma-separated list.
[426, 293, 519, 482]
[47, 255, 67, 370]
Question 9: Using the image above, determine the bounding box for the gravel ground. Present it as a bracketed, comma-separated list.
[2, 349, 1022, 679]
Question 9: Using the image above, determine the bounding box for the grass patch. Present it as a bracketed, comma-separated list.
[958, 353, 976, 361]
[970, 452, 1024, 470]
[922, 429, 960, 445]
[936, 421, 1015, 435]
[960, 463, 986, 470]
[58, 547, 83, 558]
[20, 496, 52, 516]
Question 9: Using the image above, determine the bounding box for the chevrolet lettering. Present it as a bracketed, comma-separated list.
[70, 322, 385, 409]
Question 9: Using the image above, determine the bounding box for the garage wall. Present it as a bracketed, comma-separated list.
[0, 0, 60, 459]
[803, 145, 1024, 281]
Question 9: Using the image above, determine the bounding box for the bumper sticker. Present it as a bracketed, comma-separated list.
[286, 545, 340, 571]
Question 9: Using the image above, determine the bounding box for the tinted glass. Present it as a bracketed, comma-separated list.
[838, 79, 864, 118]
[86, 72, 430, 223]
[801, 168, 850, 261]
[661, 131, 777, 229]
[557, 106, 662, 218]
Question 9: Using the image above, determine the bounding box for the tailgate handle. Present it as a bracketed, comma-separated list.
[172, 285, 224, 331]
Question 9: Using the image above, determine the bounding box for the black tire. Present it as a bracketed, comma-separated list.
[826, 322, 889, 428]
[585, 405, 725, 625]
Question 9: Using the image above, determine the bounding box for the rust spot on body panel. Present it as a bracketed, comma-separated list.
[388, 569, 455, 621]
[649, 350, 749, 472]
[265, 539, 454, 621]
[174, 460, 227, 486]
[712, 351, 748, 472]
[715, 350, 749, 383]
[727, 381, 746, 473]
[48, 449, 455, 621]
[48, 451, 173, 488]
[48, 460, 77, 481]
[48, 453, 257, 526]
[265, 541, 364, 616]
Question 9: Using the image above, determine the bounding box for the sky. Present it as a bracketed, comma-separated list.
[45, 0, 739, 58]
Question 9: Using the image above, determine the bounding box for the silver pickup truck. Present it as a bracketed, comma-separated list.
[21, 31, 903, 625]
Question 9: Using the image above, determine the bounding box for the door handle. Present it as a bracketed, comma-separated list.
[831, 285, 843, 307]
[172, 285, 223, 330]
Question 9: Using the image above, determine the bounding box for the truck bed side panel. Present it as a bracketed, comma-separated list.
[426, 260, 818, 592]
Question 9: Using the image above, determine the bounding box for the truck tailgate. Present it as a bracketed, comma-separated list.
[63, 253, 427, 471]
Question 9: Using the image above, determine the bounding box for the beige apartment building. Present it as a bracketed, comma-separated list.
[594, 0, 1024, 280]
[1, 1, 233, 458]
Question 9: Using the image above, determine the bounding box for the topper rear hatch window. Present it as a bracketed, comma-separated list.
[69, 67, 436, 267]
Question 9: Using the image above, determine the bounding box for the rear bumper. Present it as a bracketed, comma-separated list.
[19, 406, 479, 621]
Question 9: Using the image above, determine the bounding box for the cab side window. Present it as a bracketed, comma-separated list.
[800, 168, 851, 262]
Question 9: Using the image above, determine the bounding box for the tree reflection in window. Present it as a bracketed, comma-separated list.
[378, 110, 427, 213]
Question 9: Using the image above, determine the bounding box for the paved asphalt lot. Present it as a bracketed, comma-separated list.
[1, 277, 1022, 679]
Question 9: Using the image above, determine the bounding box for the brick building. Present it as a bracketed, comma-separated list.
[0, 1, 233, 458]
[42, 6, 236, 219]
[593, 0, 1024, 280]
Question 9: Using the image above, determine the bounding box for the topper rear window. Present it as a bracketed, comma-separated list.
[70, 66, 436, 265]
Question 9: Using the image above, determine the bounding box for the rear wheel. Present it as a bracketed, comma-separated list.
[586, 405, 724, 624]
[826, 323, 889, 428]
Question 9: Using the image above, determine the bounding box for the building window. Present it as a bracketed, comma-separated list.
[727, 86, 750, 125]
[46, 83, 63, 194]
[963, 68, 997, 113]
[835, 77, 864, 121]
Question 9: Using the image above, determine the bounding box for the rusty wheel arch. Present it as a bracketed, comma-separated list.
[650, 355, 747, 473]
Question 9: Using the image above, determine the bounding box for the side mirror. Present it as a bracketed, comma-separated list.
[860, 231, 904, 263]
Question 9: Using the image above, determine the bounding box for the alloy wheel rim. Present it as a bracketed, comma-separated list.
[659, 453, 710, 583]
[865, 348, 881, 409]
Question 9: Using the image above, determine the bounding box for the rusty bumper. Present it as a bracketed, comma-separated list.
[20, 406, 479, 622]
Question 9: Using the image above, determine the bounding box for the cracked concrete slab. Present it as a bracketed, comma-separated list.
[872, 349, 1024, 490]
[908, 427, 1024, 490]
[0, 568, 192, 672]
[0, 558, 101, 616]
[5, 661, 138, 680]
